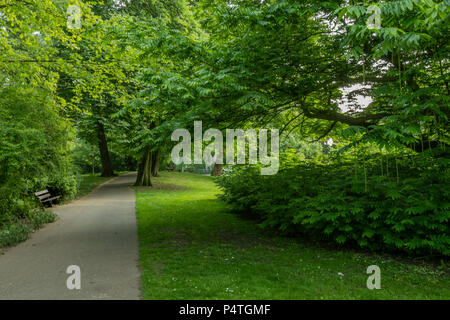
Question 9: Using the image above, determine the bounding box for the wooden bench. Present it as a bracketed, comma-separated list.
[34, 190, 61, 207]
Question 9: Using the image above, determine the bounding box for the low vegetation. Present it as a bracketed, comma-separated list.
[218, 151, 450, 257]
[136, 172, 450, 299]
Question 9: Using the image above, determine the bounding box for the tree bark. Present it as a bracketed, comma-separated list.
[96, 121, 114, 177]
[211, 163, 223, 176]
[135, 157, 145, 186]
[151, 150, 159, 177]
[135, 148, 152, 186]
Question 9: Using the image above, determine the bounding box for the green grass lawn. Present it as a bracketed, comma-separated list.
[136, 172, 450, 299]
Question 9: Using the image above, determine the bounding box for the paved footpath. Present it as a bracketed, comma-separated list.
[0, 173, 140, 299]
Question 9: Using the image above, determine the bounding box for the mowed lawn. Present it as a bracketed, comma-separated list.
[135, 172, 450, 299]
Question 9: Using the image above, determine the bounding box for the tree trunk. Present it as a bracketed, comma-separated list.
[135, 148, 152, 186]
[96, 121, 114, 177]
[211, 163, 223, 176]
[135, 157, 145, 186]
[151, 150, 159, 177]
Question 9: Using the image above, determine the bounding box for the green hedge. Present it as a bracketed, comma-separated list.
[217, 155, 450, 257]
[0, 87, 76, 228]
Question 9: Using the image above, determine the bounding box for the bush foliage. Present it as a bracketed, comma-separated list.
[217, 152, 450, 257]
[0, 210, 56, 247]
[0, 88, 76, 228]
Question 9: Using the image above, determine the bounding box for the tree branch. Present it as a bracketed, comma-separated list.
[304, 108, 389, 127]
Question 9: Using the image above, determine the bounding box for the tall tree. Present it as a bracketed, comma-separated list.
[138, 0, 449, 154]
[111, 0, 202, 186]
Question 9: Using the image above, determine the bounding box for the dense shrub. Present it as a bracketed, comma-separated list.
[0, 87, 76, 228]
[217, 154, 450, 257]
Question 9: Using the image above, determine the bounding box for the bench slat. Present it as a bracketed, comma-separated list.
[35, 190, 49, 196]
[35, 190, 60, 207]
[38, 194, 50, 200]
[41, 196, 61, 202]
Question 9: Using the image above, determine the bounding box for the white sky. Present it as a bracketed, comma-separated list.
[338, 84, 373, 112]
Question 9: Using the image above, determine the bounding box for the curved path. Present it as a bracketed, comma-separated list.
[0, 173, 140, 299]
